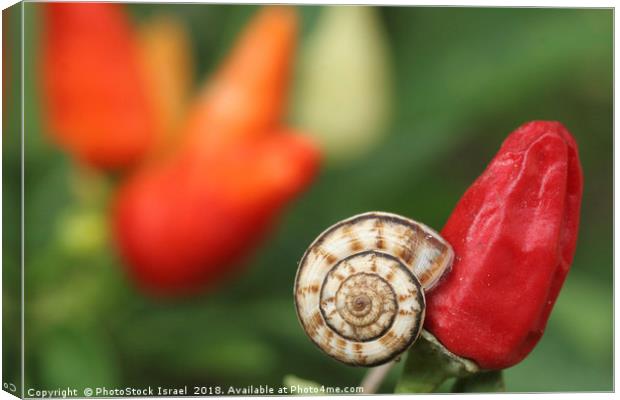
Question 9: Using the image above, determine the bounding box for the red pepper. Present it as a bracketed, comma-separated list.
[40, 3, 157, 169]
[425, 121, 583, 370]
[113, 7, 320, 296]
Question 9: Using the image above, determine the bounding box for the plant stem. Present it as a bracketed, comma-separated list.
[395, 330, 479, 393]
[452, 370, 506, 393]
[360, 361, 395, 394]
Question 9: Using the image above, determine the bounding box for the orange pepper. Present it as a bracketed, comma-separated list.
[113, 6, 320, 296]
[136, 15, 194, 156]
[181, 6, 298, 152]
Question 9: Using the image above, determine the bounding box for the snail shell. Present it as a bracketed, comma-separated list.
[294, 212, 453, 366]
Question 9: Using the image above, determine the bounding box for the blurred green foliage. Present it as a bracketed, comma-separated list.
[3, 4, 612, 394]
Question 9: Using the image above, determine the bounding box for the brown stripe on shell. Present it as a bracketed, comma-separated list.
[397, 335, 410, 348]
[350, 239, 363, 252]
[298, 285, 323, 295]
[374, 218, 386, 249]
[418, 271, 434, 285]
[401, 223, 421, 250]
[347, 263, 357, 274]
[334, 273, 346, 281]
[312, 246, 338, 265]
[341, 224, 364, 252]
[378, 330, 396, 346]
[312, 312, 325, 328]
[304, 322, 318, 338]
[356, 354, 368, 365]
[419, 249, 449, 286]
[399, 246, 414, 264]
[297, 286, 312, 295]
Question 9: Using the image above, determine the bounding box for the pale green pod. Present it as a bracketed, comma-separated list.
[293, 6, 392, 163]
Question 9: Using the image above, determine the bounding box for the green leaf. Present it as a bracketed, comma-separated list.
[37, 326, 119, 390]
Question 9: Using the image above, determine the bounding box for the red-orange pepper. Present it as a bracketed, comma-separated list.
[40, 3, 157, 169]
[425, 121, 583, 370]
[181, 6, 297, 149]
[113, 7, 320, 296]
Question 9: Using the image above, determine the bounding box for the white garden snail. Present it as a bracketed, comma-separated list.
[294, 212, 454, 366]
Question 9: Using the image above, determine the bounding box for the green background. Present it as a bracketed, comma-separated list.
[3, 4, 612, 394]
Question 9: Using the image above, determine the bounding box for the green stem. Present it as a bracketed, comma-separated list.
[395, 330, 479, 393]
[452, 370, 506, 393]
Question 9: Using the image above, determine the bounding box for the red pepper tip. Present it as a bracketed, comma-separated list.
[511, 120, 579, 150]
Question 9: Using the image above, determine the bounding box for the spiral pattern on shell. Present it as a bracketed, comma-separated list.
[294, 212, 453, 366]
